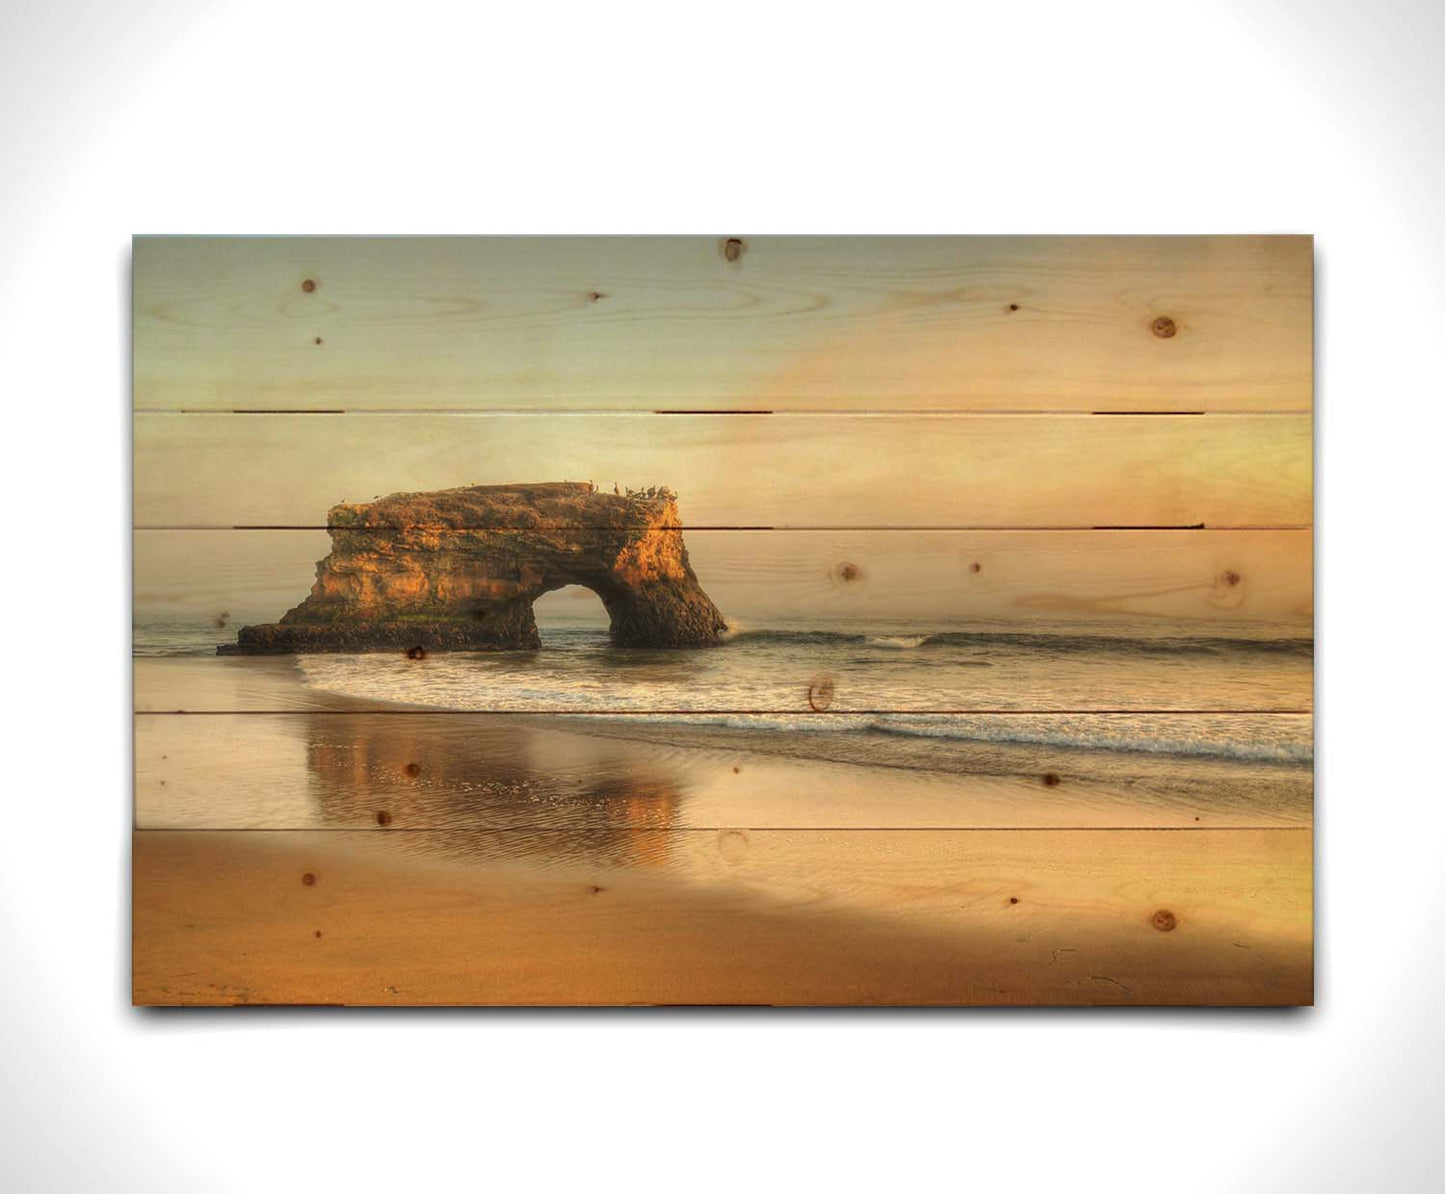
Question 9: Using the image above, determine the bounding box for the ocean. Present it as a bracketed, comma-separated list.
[136, 619, 1311, 714]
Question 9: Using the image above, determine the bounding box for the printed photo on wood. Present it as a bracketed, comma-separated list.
[132, 235, 1314, 1005]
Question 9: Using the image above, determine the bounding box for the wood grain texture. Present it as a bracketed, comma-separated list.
[134, 712, 1313, 830]
[134, 528, 1313, 635]
[131, 828, 1313, 1005]
[133, 236, 1312, 413]
[133, 413, 1312, 529]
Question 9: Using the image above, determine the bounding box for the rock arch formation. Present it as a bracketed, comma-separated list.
[221, 482, 727, 653]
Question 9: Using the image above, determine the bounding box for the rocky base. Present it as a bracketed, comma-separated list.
[218, 618, 541, 655]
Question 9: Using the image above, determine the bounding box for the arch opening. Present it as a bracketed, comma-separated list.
[530, 583, 613, 644]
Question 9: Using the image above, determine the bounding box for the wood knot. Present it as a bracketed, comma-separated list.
[314, 930, 322, 938]
[732, 765, 741, 773]
[1042, 772, 1061, 787]
[836, 562, 861, 582]
[718, 829, 749, 861]
[969, 561, 982, 574]
[1150, 315, 1177, 339]
[1151, 909, 1178, 932]
[301, 872, 317, 887]
[1007, 303, 1019, 312]
[301, 278, 317, 293]
[807, 677, 836, 711]
[1211, 567, 1245, 609]
[406, 645, 427, 660]
[403, 762, 421, 778]
[314, 336, 323, 345]
[375, 810, 392, 826]
[587, 291, 606, 302]
[722, 237, 744, 263]
[588, 884, 605, 895]
[1009, 896, 1019, 905]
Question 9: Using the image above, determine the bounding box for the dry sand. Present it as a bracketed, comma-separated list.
[133, 827, 1312, 1006]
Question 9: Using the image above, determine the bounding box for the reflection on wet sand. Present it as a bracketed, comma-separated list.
[289, 712, 1313, 931]
[135, 709, 1313, 835]
[303, 713, 686, 870]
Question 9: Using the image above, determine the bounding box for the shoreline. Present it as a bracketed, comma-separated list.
[132, 645, 1313, 1005]
[136, 705, 1313, 833]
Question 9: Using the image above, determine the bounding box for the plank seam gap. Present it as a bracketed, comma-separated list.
[133, 709, 1316, 716]
[132, 524, 1317, 532]
[131, 826, 1314, 833]
[135, 409, 1314, 419]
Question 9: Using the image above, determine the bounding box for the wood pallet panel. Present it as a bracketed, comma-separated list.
[131, 235, 1314, 1006]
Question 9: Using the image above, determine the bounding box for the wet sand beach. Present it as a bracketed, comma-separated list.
[133, 626, 1313, 1005]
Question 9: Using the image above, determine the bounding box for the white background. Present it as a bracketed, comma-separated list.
[2, 1, 1442, 1190]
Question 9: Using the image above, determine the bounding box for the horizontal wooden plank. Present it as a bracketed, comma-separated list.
[133, 235, 1312, 413]
[131, 827, 1313, 1005]
[133, 413, 1312, 529]
[133, 634, 1312, 712]
[135, 711, 1313, 830]
[134, 528, 1313, 639]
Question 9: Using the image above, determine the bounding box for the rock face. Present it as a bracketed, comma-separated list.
[221, 482, 727, 653]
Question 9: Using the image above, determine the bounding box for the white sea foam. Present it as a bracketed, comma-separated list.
[133, 620, 1313, 764]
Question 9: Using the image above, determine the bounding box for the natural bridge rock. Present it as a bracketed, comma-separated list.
[220, 482, 728, 653]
